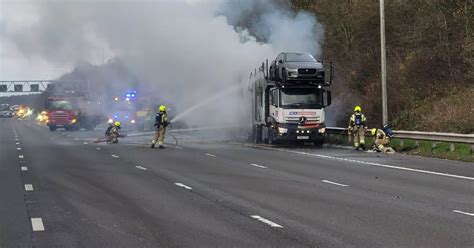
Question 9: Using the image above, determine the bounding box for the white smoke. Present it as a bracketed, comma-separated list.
[1, 0, 324, 127]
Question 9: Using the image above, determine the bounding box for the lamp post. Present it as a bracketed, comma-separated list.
[380, 0, 388, 125]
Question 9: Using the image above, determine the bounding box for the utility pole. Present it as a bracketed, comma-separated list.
[380, 0, 388, 125]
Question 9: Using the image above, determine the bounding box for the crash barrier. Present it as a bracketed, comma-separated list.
[326, 127, 474, 154]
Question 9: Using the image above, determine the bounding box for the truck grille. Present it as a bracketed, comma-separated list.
[298, 68, 317, 74]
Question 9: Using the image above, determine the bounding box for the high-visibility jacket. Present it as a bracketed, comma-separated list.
[349, 112, 367, 128]
[154, 112, 169, 128]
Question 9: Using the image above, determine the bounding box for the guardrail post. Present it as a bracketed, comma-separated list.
[471, 144, 474, 155]
[399, 139, 404, 147]
[431, 142, 437, 150]
[415, 140, 419, 147]
[449, 143, 455, 152]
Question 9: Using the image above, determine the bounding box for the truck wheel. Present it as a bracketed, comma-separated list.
[48, 125, 57, 131]
[314, 141, 324, 149]
[253, 125, 262, 143]
[267, 128, 275, 145]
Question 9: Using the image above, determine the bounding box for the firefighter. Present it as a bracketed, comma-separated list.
[348, 106, 367, 150]
[151, 105, 170, 149]
[109, 121, 121, 144]
[371, 128, 395, 154]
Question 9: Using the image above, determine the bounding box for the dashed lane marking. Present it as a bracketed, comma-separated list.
[31, 218, 45, 231]
[322, 180, 349, 187]
[135, 166, 148, 171]
[250, 163, 267, 169]
[174, 183, 192, 190]
[15, 142, 20, 145]
[453, 210, 474, 217]
[74, 138, 79, 140]
[17, 147, 21, 150]
[24, 184, 34, 191]
[96, 147, 102, 151]
[83, 142, 88, 145]
[21, 166, 28, 171]
[18, 155, 24, 159]
[251, 215, 283, 228]
[205, 153, 216, 157]
[111, 155, 120, 158]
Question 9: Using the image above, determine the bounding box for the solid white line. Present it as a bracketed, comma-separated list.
[322, 180, 349, 187]
[250, 163, 267, 169]
[18, 155, 24, 159]
[253, 146, 474, 181]
[24, 184, 34, 191]
[174, 183, 192, 190]
[96, 147, 102, 150]
[83, 142, 88, 145]
[31, 218, 45, 231]
[135, 166, 148, 171]
[205, 153, 216, 157]
[21, 166, 28, 171]
[251, 215, 283, 228]
[453, 210, 474, 217]
[111, 155, 119, 158]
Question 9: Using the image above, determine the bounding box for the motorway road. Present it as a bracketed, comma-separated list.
[1, 118, 473, 247]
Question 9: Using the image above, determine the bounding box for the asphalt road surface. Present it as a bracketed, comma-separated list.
[1, 118, 473, 247]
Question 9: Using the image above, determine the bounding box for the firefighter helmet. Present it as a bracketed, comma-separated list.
[159, 105, 167, 112]
[371, 128, 377, 136]
[354, 106, 362, 112]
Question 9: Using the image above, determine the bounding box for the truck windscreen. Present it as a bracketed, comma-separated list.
[49, 100, 74, 110]
[279, 88, 322, 108]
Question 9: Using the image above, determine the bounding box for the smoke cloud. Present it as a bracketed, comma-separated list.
[1, 0, 324, 128]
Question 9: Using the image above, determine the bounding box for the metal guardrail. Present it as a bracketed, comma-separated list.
[326, 127, 474, 153]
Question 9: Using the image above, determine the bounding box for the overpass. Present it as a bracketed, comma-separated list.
[0, 80, 54, 97]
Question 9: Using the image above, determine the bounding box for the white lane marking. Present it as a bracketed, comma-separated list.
[205, 153, 216, 157]
[453, 210, 474, 217]
[21, 166, 28, 171]
[15, 142, 20, 145]
[250, 163, 267, 169]
[24, 184, 34, 191]
[31, 218, 45, 231]
[74, 138, 79, 140]
[15, 138, 19, 141]
[135, 166, 148, 171]
[251, 215, 283, 228]
[174, 183, 192, 190]
[17, 147, 21, 150]
[252, 146, 474, 181]
[83, 142, 88, 145]
[18, 155, 24, 159]
[322, 180, 349, 187]
[96, 147, 102, 151]
[111, 155, 119, 158]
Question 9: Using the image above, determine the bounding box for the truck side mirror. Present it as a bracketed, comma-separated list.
[326, 90, 332, 106]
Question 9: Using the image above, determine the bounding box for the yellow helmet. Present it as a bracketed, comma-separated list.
[371, 128, 377, 136]
[114, 121, 121, 127]
[354, 106, 362, 112]
[159, 105, 166, 112]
